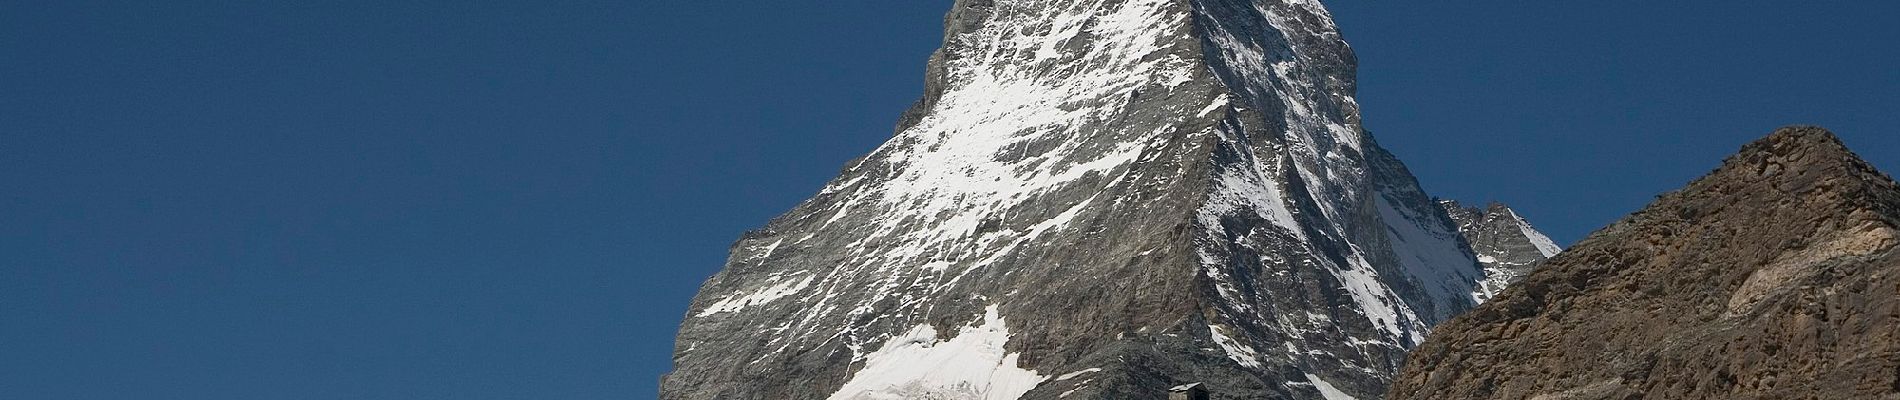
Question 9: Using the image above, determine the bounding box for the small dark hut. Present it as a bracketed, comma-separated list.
[1168, 382, 1209, 400]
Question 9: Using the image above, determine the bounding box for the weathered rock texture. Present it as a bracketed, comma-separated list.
[662, 1, 1549, 399]
[1442, 201, 1564, 302]
[1390, 127, 1900, 400]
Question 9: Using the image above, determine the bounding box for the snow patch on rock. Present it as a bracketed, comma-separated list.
[827, 305, 1045, 400]
[1305, 374, 1356, 400]
[1209, 323, 1264, 368]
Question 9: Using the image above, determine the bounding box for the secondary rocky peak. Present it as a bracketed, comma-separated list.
[1390, 126, 1900, 400]
[1440, 200, 1562, 303]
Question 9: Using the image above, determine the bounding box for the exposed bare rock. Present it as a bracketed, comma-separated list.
[1389, 127, 1900, 400]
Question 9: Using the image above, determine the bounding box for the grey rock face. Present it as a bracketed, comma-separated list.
[663, 1, 1534, 399]
[1391, 127, 1900, 400]
[1441, 201, 1563, 303]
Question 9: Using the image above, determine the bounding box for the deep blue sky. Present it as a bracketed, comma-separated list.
[3, 1, 1895, 399]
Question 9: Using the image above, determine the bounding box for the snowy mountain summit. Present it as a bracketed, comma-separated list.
[663, 0, 1553, 399]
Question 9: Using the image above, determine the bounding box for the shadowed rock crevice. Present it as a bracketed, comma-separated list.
[1890, 363, 1899, 393]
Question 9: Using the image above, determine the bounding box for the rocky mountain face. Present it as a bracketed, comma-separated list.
[1442, 201, 1563, 302]
[662, 1, 1546, 399]
[1390, 127, 1900, 400]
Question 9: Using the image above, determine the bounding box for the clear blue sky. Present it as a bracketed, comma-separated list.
[3, 1, 1895, 399]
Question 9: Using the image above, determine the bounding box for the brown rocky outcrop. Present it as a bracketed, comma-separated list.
[1389, 126, 1900, 400]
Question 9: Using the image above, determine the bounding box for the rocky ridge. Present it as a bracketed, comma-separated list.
[1390, 127, 1900, 400]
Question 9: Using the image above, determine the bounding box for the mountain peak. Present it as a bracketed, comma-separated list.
[667, 1, 1559, 399]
